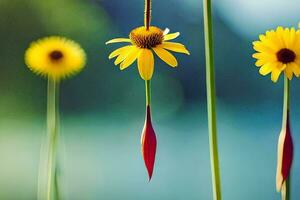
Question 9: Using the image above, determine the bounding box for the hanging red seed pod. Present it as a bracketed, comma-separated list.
[276, 112, 293, 193]
[141, 105, 157, 180]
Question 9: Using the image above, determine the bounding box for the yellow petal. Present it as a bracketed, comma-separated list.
[295, 58, 300, 66]
[276, 26, 284, 33]
[271, 69, 281, 82]
[106, 38, 131, 45]
[114, 53, 127, 65]
[160, 42, 190, 55]
[120, 46, 140, 70]
[164, 32, 180, 41]
[266, 30, 284, 49]
[138, 49, 154, 80]
[290, 62, 300, 76]
[253, 41, 276, 54]
[114, 46, 134, 65]
[276, 27, 285, 47]
[153, 47, 178, 67]
[287, 28, 296, 49]
[261, 34, 281, 51]
[252, 52, 276, 63]
[284, 64, 293, 80]
[281, 28, 290, 48]
[109, 45, 132, 59]
[255, 60, 266, 67]
[277, 63, 286, 71]
[259, 63, 273, 76]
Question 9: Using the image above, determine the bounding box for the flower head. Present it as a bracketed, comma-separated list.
[252, 27, 300, 82]
[25, 36, 86, 81]
[106, 26, 190, 80]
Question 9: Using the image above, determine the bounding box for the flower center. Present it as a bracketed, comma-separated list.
[49, 50, 63, 61]
[276, 48, 296, 64]
[130, 26, 164, 49]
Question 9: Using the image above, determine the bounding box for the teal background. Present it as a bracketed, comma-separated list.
[0, 0, 300, 199]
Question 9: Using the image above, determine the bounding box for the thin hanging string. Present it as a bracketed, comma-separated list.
[144, 0, 152, 106]
[144, 0, 151, 30]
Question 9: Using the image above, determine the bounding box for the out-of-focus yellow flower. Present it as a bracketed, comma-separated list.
[252, 27, 300, 82]
[106, 26, 190, 80]
[25, 36, 86, 81]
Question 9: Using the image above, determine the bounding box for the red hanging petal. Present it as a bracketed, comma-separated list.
[141, 105, 157, 181]
[276, 112, 294, 191]
[281, 113, 293, 181]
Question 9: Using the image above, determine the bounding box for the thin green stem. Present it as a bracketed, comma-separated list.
[145, 80, 151, 106]
[202, 0, 222, 199]
[282, 77, 290, 129]
[45, 78, 60, 200]
[286, 177, 290, 200]
[144, 0, 151, 30]
[282, 77, 290, 200]
[281, 170, 291, 200]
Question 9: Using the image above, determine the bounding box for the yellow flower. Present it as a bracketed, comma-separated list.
[252, 27, 300, 82]
[106, 26, 190, 80]
[25, 36, 86, 81]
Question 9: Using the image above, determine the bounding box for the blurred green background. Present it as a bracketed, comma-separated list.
[0, 0, 300, 199]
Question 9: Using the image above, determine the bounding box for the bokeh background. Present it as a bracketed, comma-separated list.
[0, 0, 300, 199]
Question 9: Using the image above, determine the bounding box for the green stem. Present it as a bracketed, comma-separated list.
[282, 77, 289, 129]
[282, 77, 290, 200]
[45, 78, 60, 200]
[286, 177, 290, 200]
[145, 80, 151, 106]
[202, 0, 222, 199]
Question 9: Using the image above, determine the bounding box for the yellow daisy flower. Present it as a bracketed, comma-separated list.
[252, 27, 300, 82]
[106, 26, 190, 80]
[25, 36, 86, 81]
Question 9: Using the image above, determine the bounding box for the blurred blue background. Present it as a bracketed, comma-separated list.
[0, 0, 300, 199]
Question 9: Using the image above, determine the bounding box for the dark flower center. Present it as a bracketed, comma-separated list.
[49, 50, 63, 61]
[130, 26, 164, 49]
[277, 48, 296, 64]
